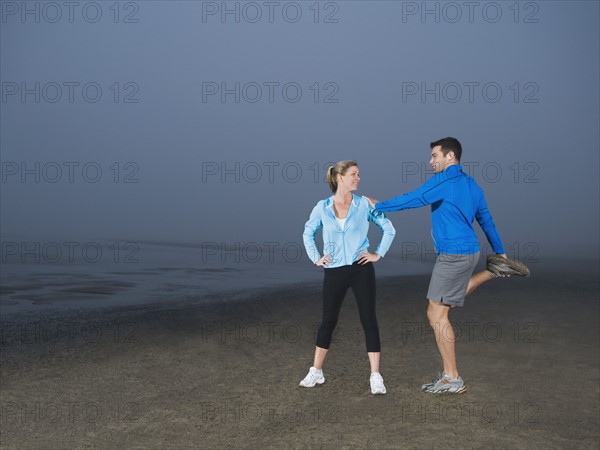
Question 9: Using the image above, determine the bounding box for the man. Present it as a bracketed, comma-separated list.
[367, 137, 529, 394]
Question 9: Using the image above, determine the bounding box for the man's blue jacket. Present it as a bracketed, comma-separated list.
[375, 164, 505, 255]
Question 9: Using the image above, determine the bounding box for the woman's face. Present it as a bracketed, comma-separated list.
[338, 166, 360, 192]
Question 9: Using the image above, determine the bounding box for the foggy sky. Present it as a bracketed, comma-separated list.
[1, 1, 599, 260]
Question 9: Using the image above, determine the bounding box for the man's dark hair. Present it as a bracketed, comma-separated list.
[430, 137, 462, 162]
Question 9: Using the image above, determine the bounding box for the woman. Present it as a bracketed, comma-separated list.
[301, 160, 396, 394]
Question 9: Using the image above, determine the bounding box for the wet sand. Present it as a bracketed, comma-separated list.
[1, 270, 598, 449]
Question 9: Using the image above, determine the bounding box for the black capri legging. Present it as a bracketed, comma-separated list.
[316, 261, 381, 352]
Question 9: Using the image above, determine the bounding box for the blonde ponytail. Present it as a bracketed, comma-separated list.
[326, 160, 358, 193]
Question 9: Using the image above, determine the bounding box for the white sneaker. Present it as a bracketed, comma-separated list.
[370, 372, 386, 394]
[299, 367, 325, 387]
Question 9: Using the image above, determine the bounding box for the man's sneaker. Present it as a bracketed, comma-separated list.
[370, 372, 386, 394]
[422, 374, 467, 394]
[486, 254, 531, 278]
[299, 367, 325, 387]
[420, 371, 446, 391]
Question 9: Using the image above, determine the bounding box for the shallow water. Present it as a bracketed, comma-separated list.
[1, 237, 429, 314]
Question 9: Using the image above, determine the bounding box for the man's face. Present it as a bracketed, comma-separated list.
[429, 146, 451, 174]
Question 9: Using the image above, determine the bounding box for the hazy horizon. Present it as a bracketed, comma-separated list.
[2, 1, 599, 263]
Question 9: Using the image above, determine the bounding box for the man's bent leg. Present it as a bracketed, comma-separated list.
[466, 270, 496, 296]
[427, 300, 459, 379]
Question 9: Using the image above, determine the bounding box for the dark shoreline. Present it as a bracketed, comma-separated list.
[1, 271, 598, 449]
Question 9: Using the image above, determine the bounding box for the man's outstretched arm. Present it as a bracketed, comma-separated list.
[366, 173, 452, 212]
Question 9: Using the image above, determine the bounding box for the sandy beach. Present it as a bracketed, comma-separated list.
[1, 267, 598, 449]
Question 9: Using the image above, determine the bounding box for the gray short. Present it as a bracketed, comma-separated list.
[427, 252, 480, 307]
